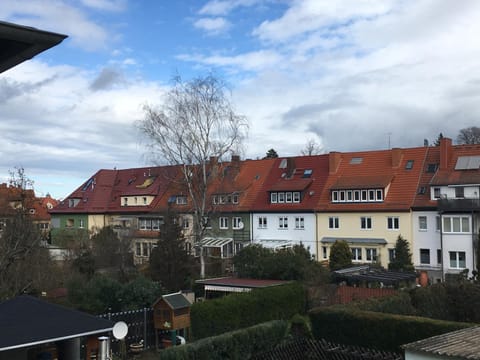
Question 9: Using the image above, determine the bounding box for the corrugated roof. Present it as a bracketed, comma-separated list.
[403, 325, 479, 359]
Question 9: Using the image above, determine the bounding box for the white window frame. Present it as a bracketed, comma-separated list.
[232, 217, 243, 229]
[366, 248, 377, 262]
[361, 216, 372, 230]
[443, 216, 471, 233]
[258, 216, 267, 229]
[293, 192, 301, 203]
[271, 193, 278, 203]
[332, 191, 339, 202]
[285, 192, 293, 203]
[79, 219, 85, 229]
[387, 216, 400, 230]
[419, 216, 427, 231]
[182, 217, 190, 229]
[279, 216, 288, 229]
[176, 196, 187, 205]
[219, 217, 229, 229]
[329, 216, 339, 229]
[278, 192, 285, 203]
[232, 194, 239, 204]
[295, 217, 305, 230]
[351, 247, 362, 261]
[449, 251, 466, 269]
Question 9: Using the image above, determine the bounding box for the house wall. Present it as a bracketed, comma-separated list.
[317, 211, 413, 268]
[404, 349, 445, 360]
[251, 213, 316, 256]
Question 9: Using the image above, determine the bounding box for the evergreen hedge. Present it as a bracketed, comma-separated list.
[191, 282, 305, 339]
[309, 307, 473, 352]
[159, 320, 289, 360]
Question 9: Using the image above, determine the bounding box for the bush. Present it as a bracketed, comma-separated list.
[191, 282, 305, 339]
[159, 320, 289, 360]
[309, 307, 473, 352]
[346, 292, 416, 316]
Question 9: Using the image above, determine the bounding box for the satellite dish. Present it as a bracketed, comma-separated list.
[112, 321, 128, 340]
[238, 221, 244, 230]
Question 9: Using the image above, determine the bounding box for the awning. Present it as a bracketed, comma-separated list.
[199, 237, 233, 248]
[321, 237, 387, 245]
[257, 239, 293, 250]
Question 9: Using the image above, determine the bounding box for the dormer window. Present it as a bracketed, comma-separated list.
[331, 188, 383, 203]
[176, 196, 187, 205]
[270, 191, 301, 204]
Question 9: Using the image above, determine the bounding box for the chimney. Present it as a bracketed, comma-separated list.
[329, 152, 342, 174]
[391, 148, 402, 168]
[286, 157, 296, 177]
[231, 154, 240, 163]
[439, 137, 453, 170]
[209, 156, 218, 165]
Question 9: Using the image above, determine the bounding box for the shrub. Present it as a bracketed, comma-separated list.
[159, 320, 289, 360]
[191, 282, 305, 339]
[346, 291, 416, 315]
[309, 307, 473, 352]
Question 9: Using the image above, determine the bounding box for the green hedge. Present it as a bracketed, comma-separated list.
[191, 282, 305, 339]
[309, 307, 473, 352]
[159, 320, 289, 360]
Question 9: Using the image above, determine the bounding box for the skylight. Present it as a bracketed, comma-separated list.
[405, 160, 414, 170]
[303, 169, 313, 178]
[350, 157, 363, 165]
[426, 164, 438, 173]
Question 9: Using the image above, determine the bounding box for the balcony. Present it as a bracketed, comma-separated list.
[437, 198, 480, 213]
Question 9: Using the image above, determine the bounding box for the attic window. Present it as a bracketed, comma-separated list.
[418, 186, 426, 195]
[82, 178, 94, 191]
[350, 157, 363, 165]
[168, 196, 176, 203]
[279, 159, 288, 168]
[426, 164, 438, 173]
[303, 169, 313, 178]
[405, 160, 414, 170]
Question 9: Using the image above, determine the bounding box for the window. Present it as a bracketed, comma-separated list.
[123, 197, 128, 206]
[434, 188, 441, 199]
[79, 219, 85, 229]
[176, 196, 187, 205]
[203, 217, 212, 229]
[332, 191, 339, 202]
[436, 216, 441, 231]
[427, 163, 438, 173]
[322, 246, 328, 259]
[351, 248, 362, 261]
[366, 248, 377, 262]
[285, 192, 293, 203]
[420, 249, 430, 264]
[387, 216, 399, 230]
[361, 216, 372, 229]
[437, 249, 442, 264]
[443, 216, 470, 233]
[329, 216, 339, 229]
[143, 197, 147, 205]
[293, 192, 301, 203]
[142, 242, 150, 257]
[258, 217, 267, 229]
[295, 217, 305, 230]
[418, 186, 426, 195]
[212, 195, 218, 204]
[182, 217, 190, 229]
[449, 251, 466, 269]
[405, 160, 414, 170]
[354, 190, 360, 202]
[279, 217, 288, 229]
[301, 169, 312, 178]
[139, 218, 162, 231]
[232, 194, 239, 204]
[232, 217, 243, 229]
[136, 242, 141, 256]
[455, 187, 464, 198]
[361, 190, 368, 201]
[37, 222, 49, 230]
[66, 219, 74, 228]
[219, 217, 229, 229]
[278, 192, 285, 203]
[388, 248, 396, 262]
[271, 192, 278, 203]
[376, 190, 383, 201]
[368, 190, 375, 201]
[419, 216, 427, 231]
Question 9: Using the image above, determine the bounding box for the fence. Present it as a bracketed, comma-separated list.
[99, 308, 167, 353]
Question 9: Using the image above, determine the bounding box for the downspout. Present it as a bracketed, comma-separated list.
[315, 210, 319, 261]
[440, 212, 444, 282]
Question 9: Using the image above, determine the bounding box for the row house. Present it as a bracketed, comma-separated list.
[251, 156, 329, 258]
[317, 146, 428, 269]
[50, 165, 181, 264]
[50, 138, 480, 279]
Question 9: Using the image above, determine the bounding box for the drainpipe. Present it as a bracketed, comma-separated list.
[440, 212, 444, 282]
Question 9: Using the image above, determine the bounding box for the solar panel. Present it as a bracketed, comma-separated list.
[455, 156, 480, 170]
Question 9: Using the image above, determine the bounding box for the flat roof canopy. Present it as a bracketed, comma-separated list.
[0, 296, 114, 351]
[0, 20, 67, 74]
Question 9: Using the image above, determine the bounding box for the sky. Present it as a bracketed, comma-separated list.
[2, 0, 480, 199]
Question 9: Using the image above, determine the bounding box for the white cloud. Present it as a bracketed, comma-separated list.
[81, 0, 126, 12]
[193, 17, 231, 34]
[198, 0, 260, 16]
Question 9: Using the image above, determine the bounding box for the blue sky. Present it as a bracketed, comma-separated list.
[2, 0, 480, 199]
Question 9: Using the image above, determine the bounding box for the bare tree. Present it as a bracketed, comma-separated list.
[0, 168, 58, 299]
[139, 74, 248, 277]
[301, 138, 323, 156]
[457, 126, 480, 145]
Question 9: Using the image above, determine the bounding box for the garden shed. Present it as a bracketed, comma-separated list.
[152, 292, 191, 348]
